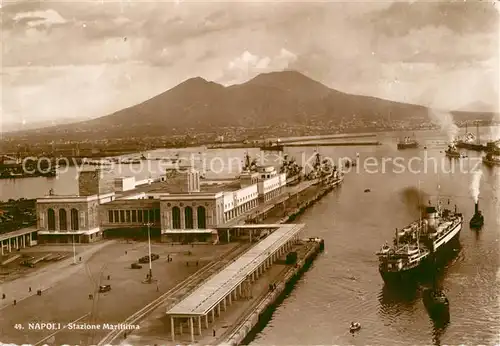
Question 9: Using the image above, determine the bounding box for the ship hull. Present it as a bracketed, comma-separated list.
[445, 152, 461, 158]
[422, 289, 450, 322]
[260, 145, 284, 151]
[455, 142, 485, 151]
[379, 222, 462, 284]
[483, 157, 500, 166]
[397, 143, 418, 150]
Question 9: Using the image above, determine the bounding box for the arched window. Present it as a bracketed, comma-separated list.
[59, 209, 67, 231]
[184, 206, 193, 229]
[71, 208, 79, 230]
[197, 206, 206, 229]
[172, 207, 181, 229]
[47, 208, 56, 231]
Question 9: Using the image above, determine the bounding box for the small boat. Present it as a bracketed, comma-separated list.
[349, 322, 361, 333]
[469, 202, 484, 229]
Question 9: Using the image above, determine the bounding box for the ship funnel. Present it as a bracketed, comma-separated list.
[425, 206, 437, 229]
[475, 202, 479, 215]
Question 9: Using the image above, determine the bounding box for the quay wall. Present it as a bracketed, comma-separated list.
[248, 178, 342, 225]
[219, 241, 323, 346]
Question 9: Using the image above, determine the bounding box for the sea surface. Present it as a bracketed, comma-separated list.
[1, 129, 499, 345]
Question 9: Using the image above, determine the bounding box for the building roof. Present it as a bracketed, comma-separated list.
[165, 223, 305, 316]
[0, 227, 37, 241]
[114, 179, 241, 200]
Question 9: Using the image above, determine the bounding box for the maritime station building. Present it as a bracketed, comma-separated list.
[34, 165, 287, 244]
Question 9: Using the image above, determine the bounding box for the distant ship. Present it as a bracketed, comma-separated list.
[455, 122, 485, 151]
[483, 140, 500, 166]
[445, 143, 462, 158]
[260, 140, 284, 152]
[397, 135, 419, 150]
[377, 201, 463, 283]
[483, 152, 500, 166]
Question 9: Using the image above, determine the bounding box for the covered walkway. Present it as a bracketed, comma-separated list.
[165, 223, 305, 342]
[0, 227, 37, 255]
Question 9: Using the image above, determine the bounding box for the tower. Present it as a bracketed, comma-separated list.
[78, 170, 113, 196]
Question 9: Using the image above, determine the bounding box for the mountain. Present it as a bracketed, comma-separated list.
[2, 71, 496, 141]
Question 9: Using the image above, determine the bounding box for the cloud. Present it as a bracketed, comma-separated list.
[1, 0, 498, 128]
[221, 48, 298, 84]
[13, 9, 67, 27]
[368, 1, 498, 36]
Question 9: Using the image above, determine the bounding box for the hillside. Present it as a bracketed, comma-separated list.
[2, 70, 495, 141]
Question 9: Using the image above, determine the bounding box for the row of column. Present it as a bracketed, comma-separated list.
[263, 186, 284, 202]
[0, 233, 33, 256]
[169, 232, 301, 343]
[224, 199, 259, 223]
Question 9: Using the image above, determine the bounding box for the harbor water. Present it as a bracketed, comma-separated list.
[1, 129, 499, 345]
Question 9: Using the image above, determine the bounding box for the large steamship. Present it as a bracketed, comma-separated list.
[377, 201, 463, 283]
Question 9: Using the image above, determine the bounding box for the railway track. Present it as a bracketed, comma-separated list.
[97, 242, 250, 346]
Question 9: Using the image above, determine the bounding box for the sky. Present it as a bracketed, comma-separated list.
[1, 0, 499, 131]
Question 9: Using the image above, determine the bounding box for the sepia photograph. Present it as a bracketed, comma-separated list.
[0, 0, 499, 345]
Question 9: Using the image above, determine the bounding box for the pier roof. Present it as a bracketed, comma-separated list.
[166, 223, 305, 316]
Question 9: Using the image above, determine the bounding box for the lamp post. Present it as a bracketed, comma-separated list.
[146, 222, 153, 283]
[72, 234, 77, 265]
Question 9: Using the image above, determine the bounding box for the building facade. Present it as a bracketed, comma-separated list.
[35, 165, 287, 244]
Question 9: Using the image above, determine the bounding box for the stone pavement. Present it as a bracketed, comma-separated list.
[0, 240, 115, 310]
[0, 241, 235, 345]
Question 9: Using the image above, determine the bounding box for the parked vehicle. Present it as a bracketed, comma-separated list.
[138, 254, 160, 263]
[131, 263, 142, 269]
[98, 285, 111, 293]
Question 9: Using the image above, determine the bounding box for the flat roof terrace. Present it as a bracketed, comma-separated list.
[114, 180, 241, 200]
[166, 223, 305, 317]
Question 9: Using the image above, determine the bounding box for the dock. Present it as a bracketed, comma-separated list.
[165, 224, 305, 343]
[115, 178, 340, 346]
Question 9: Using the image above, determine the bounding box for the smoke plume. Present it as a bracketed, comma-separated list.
[401, 186, 429, 217]
[470, 169, 483, 204]
[428, 109, 459, 143]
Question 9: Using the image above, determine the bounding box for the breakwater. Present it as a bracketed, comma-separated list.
[284, 141, 381, 147]
[219, 240, 323, 346]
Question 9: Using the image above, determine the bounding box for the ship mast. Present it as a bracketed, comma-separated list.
[417, 180, 421, 251]
[476, 121, 480, 145]
[436, 170, 441, 213]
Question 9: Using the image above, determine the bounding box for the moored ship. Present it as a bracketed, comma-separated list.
[445, 142, 463, 158]
[377, 201, 463, 283]
[455, 122, 485, 151]
[482, 140, 500, 166]
[306, 151, 343, 186]
[279, 154, 303, 185]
